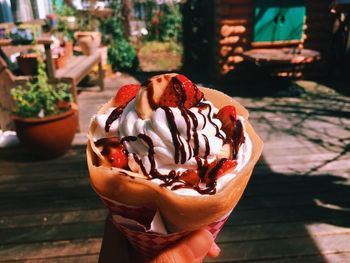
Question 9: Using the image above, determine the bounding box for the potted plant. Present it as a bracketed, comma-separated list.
[10, 51, 78, 158]
[52, 45, 67, 69]
[74, 11, 101, 55]
[57, 9, 75, 58]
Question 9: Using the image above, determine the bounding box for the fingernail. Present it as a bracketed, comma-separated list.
[210, 242, 221, 257]
[185, 229, 214, 259]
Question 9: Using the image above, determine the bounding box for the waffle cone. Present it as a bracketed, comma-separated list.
[86, 87, 263, 232]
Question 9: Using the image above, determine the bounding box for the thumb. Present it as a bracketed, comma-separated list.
[150, 229, 214, 263]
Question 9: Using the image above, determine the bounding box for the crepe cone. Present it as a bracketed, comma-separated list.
[87, 87, 263, 232]
[113, 212, 229, 258]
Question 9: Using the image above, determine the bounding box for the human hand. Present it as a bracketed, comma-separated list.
[99, 216, 221, 263]
[149, 228, 221, 263]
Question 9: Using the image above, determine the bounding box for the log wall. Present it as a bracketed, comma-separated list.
[216, 0, 255, 75]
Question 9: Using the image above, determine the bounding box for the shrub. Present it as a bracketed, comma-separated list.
[158, 4, 182, 42]
[108, 38, 137, 72]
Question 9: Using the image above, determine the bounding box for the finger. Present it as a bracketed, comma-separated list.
[150, 229, 214, 263]
[207, 242, 221, 258]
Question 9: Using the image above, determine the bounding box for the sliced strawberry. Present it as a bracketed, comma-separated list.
[179, 169, 200, 185]
[158, 81, 180, 107]
[204, 159, 237, 183]
[100, 139, 129, 169]
[108, 144, 128, 169]
[114, 84, 141, 107]
[216, 159, 237, 178]
[158, 74, 203, 109]
[216, 105, 237, 137]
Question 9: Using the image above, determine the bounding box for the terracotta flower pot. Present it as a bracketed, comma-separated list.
[13, 106, 78, 158]
[74, 31, 101, 55]
[63, 40, 73, 58]
[54, 55, 67, 69]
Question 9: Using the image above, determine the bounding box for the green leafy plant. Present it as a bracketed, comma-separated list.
[100, 1, 137, 72]
[58, 3, 76, 40]
[158, 4, 182, 42]
[11, 53, 72, 118]
[99, 16, 124, 45]
[57, 19, 73, 41]
[58, 3, 76, 17]
[142, 2, 182, 42]
[108, 38, 137, 72]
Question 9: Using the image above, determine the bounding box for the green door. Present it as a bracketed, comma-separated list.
[254, 0, 306, 43]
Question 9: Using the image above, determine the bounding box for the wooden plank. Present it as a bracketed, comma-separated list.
[56, 53, 100, 82]
[218, 19, 251, 26]
[260, 152, 350, 167]
[206, 234, 350, 262]
[23, 255, 99, 263]
[0, 209, 107, 229]
[0, 177, 90, 194]
[217, 0, 254, 5]
[217, 219, 350, 243]
[227, 204, 350, 226]
[44, 43, 55, 80]
[234, 190, 350, 211]
[0, 221, 104, 245]
[220, 252, 350, 263]
[0, 238, 101, 262]
[0, 169, 87, 186]
[0, 196, 103, 217]
[253, 159, 350, 175]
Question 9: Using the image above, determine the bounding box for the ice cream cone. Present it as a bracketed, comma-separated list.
[87, 87, 263, 232]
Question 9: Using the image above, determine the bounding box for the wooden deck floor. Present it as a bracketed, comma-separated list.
[0, 76, 349, 262]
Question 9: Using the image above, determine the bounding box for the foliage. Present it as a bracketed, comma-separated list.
[11, 53, 72, 118]
[142, 2, 182, 42]
[108, 38, 137, 72]
[158, 4, 182, 42]
[57, 19, 73, 41]
[57, 4, 76, 41]
[99, 16, 124, 45]
[58, 4, 76, 17]
[76, 11, 99, 32]
[100, 0, 137, 72]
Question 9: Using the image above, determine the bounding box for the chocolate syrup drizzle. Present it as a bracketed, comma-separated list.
[97, 86, 245, 195]
[224, 119, 245, 159]
[105, 107, 124, 132]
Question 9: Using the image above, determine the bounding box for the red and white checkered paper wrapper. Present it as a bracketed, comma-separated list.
[100, 196, 230, 258]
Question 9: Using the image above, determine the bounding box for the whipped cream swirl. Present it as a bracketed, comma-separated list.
[94, 99, 226, 175]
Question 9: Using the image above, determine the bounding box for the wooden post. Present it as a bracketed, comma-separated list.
[122, 0, 132, 38]
[44, 43, 55, 80]
[98, 59, 104, 91]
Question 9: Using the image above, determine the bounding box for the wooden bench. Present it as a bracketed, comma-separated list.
[42, 38, 104, 103]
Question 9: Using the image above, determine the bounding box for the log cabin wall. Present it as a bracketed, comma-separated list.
[215, 0, 334, 78]
[216, 0, 255, 76]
